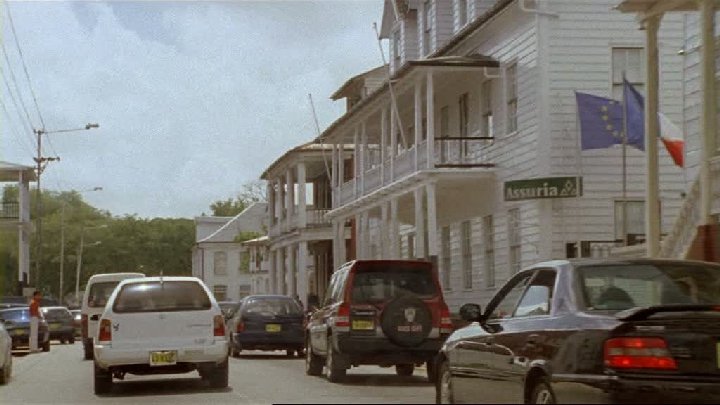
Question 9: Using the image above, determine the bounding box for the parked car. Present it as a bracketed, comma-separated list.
[93, 276, 229, 395]
[0, 307, 50, 352]
[81, 272, 144, 360]
[41, 306, 75, 344]
[0, 321, 11, 384]
[71, 309, 82, 337]
[306, 260, 452, 382]
[435, 259, 720, 404]
[230, 295, 304, 357]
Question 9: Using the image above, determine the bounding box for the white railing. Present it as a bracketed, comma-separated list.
[306, 209, 331, 227]
[339, 181, 354, 206]
[659, 178, 701, 259]
[364, 166, 382, 194]
[393, 148, 415, 179]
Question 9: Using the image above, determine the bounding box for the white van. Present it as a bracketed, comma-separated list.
[81, 272, 144, 360]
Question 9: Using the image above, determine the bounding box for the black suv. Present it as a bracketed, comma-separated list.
[305, 260, 452, 383]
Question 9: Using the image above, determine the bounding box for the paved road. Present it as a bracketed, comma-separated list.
[3, 342, 434, 404]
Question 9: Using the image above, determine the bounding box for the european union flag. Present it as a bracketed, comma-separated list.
[575, 92, 624, 150]
[623, 78, 645, 151]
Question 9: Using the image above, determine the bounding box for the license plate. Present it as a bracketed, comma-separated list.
[49, 323, 60, 331]
[149, 351, 177, 366]
[13, 329, 25, 336]
[351, 320, 374, 330]
[265, 324, 281, 333]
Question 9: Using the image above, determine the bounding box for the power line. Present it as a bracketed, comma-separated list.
[5, 1, 45, 129]
[0, 42, 35, 133]
[1, 60, 37, 147]
[0, 97, 35, 156]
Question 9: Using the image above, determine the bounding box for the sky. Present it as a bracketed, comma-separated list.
[0, 0, 385, 218]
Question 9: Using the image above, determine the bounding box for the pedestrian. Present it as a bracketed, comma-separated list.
[29, 290, 42, 353]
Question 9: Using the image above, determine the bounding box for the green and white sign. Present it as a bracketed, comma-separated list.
[504, 176, 583, 202]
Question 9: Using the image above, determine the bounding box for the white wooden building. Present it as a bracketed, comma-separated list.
[315, 0, 687, 310]
[191, 203, 267, 301]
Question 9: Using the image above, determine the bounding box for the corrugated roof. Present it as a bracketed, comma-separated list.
[0, 161, 36, 182]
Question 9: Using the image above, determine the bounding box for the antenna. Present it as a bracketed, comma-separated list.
[373, 22, 407, 148]
[309, 93, 333, 182]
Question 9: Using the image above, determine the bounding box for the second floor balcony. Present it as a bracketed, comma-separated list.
[0, 201, 19, 220]
[270, 207, 333, 237]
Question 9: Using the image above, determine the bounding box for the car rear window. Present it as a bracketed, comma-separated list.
[579, 263, 720, 311]
[350, 263, 437, 304]
[112, 281, 212, 313]
[242, 298, 302, 316]
[43, 308, 71, 320]
[0, 309, 29, 321]
[88, 281, 121, 308]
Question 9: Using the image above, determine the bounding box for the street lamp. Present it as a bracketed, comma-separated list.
[58, 187, 103, 303]
[74, 224, 107, 302]
[34, 123, 100, 288]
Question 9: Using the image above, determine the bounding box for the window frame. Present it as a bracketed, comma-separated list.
[461, 220, 473, 290]
[611, 47, 645, 101]
[484, 270, 535, 322]
[457, 0, 468, 29]
[508, 208, 521, 274]
[213, 284, 228, 301]
[483, 215, 495, 288]
[614, 199, 647, 241]
[441, 226, 452, 291]
[512, 269, 558, 318]
[213, 251, 228, 275]
[423, 0, 432, 56]
[481, 79, 494, 139]
[505, 63, 518, 134]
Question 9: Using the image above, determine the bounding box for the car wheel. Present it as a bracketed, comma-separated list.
[305, 342, 323, 376]
[59, 338, 65, 344]
[231, 348, 241, 358]
[435, 360, 453, 404]
[285, 349, 294, 357]
[295, 348, 304, 357]
[325, 341, 346, 383]
[68, 336, 75, 344]
[42, 339, 50, 352]
[530, 379, 556, 404]
[395, 364, 415, 376]
[84, 342, 94, 360]
[208, 360, 229, 389]
[426, 359, 436, 383]
[93, 362, 112, 395]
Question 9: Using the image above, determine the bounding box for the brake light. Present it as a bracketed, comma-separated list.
[236, 320, 245, 333]
[604, 337, 677, 370]
[213, 315, 225, 337]
[81, 314, 88, 338]
[98, 319, 112, 342]
[439, 304, 453, 334]
[334, 303, 350, 328]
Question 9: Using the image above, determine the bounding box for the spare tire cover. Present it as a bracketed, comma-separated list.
[381, 295, 432, 348]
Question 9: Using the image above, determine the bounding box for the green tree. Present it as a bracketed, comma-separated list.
[208, 180, 266, 216]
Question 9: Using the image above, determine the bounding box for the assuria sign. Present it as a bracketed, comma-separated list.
[504, 176, 583, 202]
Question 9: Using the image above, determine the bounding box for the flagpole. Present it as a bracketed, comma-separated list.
[622, 73, 629, 247]
[575, 98, 583, 258]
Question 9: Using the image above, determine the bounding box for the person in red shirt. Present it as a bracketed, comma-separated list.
[29, 290, 41, 353]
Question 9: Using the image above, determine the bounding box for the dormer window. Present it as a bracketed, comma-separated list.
[423, 0, 432, 56]
[457, 0, 468, 28]
[393, 30, 401, 67]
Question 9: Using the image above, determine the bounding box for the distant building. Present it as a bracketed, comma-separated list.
[191, 202, 267, 301]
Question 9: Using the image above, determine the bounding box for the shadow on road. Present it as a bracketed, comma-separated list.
[233, 353, 303, 361]
[102, 377, 232, 397]
[336, 373, 432, 387]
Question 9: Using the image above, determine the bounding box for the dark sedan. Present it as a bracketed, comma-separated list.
[0, 307, 50, 352]
[41, 306, 75, 344]
[230, 295, 304, 357]
[435, 259, 720, 404]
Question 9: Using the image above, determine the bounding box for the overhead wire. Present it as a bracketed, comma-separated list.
[0, 97, 35, 156]
[1, 60, 36, 144]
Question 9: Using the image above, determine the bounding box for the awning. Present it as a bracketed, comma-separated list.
[407, 54, 500, 69]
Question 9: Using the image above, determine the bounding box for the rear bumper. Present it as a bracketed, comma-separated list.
[334, 334, 442, 364]
[552, 374, 720, 404]
[94, 341, 228, 369]
[232, 331, 303, 350]
[48, 326, 74, 338]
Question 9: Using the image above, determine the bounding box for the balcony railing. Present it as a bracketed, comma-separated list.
[307, 209, 331, 227]
[435, 137, 495, 168]
[0, 201, 19, 220]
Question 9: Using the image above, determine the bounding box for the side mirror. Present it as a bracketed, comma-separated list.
[459, 303, 483, 323]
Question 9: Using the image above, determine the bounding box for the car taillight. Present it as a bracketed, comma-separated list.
[213, 315, 225, 337]
[604, 337, 677, 370]
[236, 320, 245, 333]
[81, 314, 88, 338]
[98, 319, 112, 342]
[440, 304, 453, 334]
[334, 303, 350, 328]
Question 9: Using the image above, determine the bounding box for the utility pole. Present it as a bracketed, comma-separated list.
[59, 203, 65, 300]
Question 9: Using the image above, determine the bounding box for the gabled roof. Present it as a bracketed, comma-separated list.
[0, 161, 36, 182]
[260, 140, 354, 180]
[331, 65, 388, 101]
[197, 202, 267, 243]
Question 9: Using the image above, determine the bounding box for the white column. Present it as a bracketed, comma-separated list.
[338, 144, 345, 203]
[381, 202, 389, 258]
[362, 211, 371, 259]
[18, 172, 30, 286]
[331, 143, 338, 208]
[426, 182, 438, 257]
[267, 182, 276, 229]
[426, 72, 435, 168]
[360, 123, 367, 193]
[271, 249, 278, 294]
[278, 249, 286, 295]
[644, 15, 661, 258]
[353, 128, 360, 198]
[414, 80, 422, 170]
[286, 169, 294, 227]
[700, 0, 717, 226]
[297, 241, 308, 307]
[298, 162, 307, 228]
[381, 108, 388, 185]
[390, 198, 400, 258]
[279, 176, 286, 225]
[414, 187, 426, 259]
[390, 103, 397, 180]
[288, 245, 297, 297]
[355, 213, 363, 259]
[337, 218, 346, 267]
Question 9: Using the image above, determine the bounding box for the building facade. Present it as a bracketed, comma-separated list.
[191, 203, 267, 301]
[317, 0, 686, 310]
